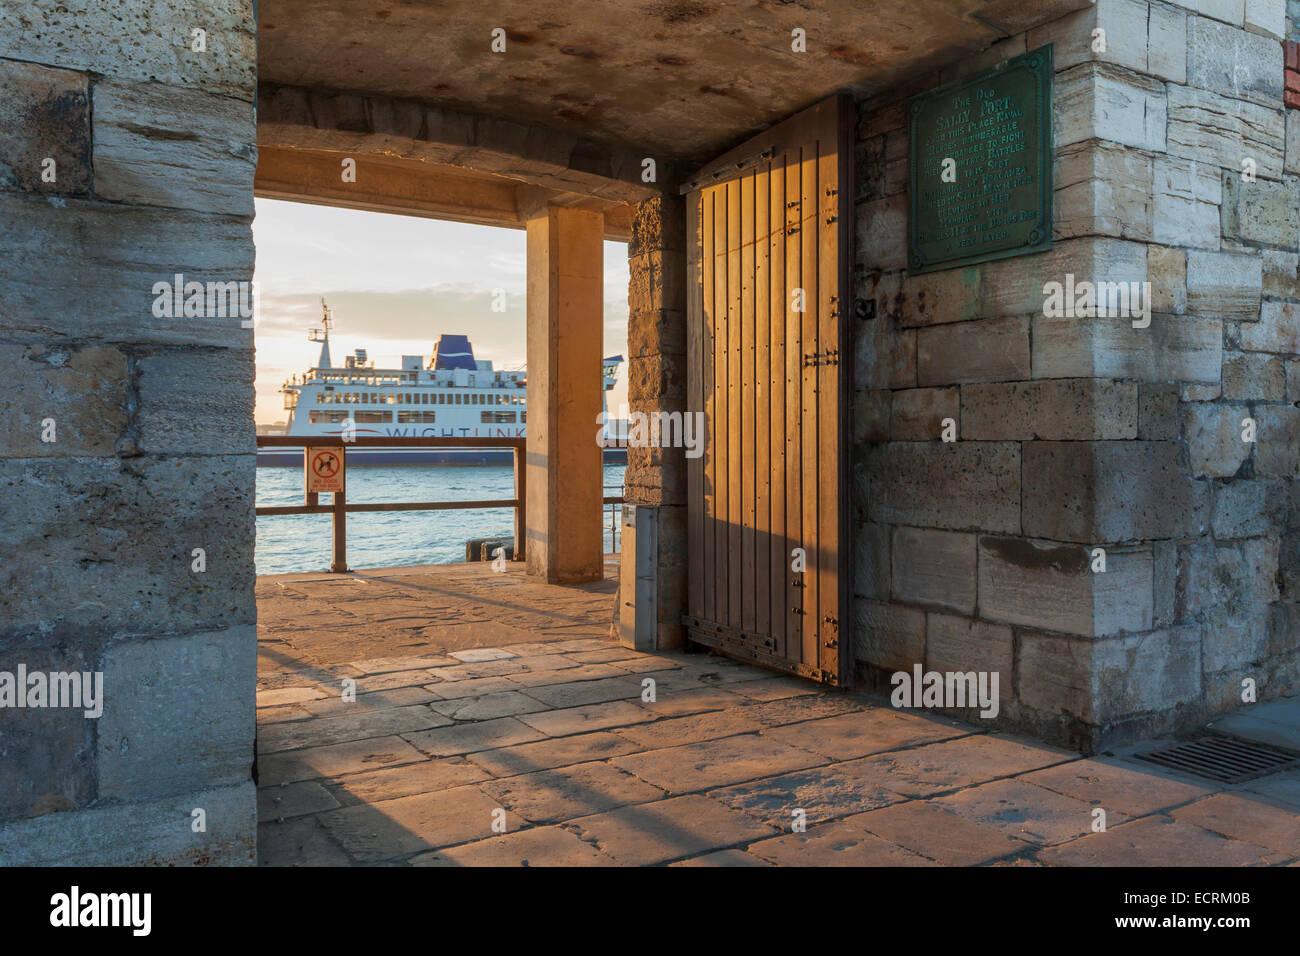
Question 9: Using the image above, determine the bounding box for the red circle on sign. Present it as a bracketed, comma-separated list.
[313, 452, 340, 477]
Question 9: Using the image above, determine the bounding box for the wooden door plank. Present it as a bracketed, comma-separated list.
[726, 176, 743, 630]
[740, 170, 757, 635]
[783, 147, 803, 652]
[712, 185, 729, 626]
[799, 135, 820, 671]
[768, 157, 787, 659]
[686, 192, 703, 621]
[835, 93, 855, 686]
[817, 111, 840, 677]
[753, 163, 771, 640]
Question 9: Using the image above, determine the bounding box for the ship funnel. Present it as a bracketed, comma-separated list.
[430, 334, 477, 371]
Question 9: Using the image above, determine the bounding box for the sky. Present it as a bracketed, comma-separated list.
[250, 198, 630, 425]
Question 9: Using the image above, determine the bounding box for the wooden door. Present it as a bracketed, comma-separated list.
[684, 94, 853, 686]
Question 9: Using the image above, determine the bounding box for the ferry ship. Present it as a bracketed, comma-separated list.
[256, 301, 625, 466]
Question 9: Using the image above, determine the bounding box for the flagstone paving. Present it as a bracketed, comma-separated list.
[256, 564, 1300, 867]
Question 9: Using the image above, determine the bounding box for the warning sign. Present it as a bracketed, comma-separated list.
[305, 447, 345, 494]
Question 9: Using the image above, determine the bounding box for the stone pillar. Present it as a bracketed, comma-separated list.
[621, 194, 689, 649]
[0, 4, 258, 862]
[525, 205, 605, 584]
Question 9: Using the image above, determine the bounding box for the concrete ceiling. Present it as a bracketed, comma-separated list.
[258, 0, 1085, 165]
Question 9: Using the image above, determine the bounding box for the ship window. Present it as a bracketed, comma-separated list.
[398, 411, 437, 424]
[354, 411, 391, 423]
[480, 411, 516, 424]
[522, 411, 527, 423]
[388, 393, 397, 404]
[308, 410, 351, 424]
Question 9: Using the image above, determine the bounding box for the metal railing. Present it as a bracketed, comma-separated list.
[255, 436, 624, 572]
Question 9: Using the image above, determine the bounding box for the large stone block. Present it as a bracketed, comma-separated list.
[136, 349, 255, 456]
[1170, 0, 1243, 27]
[1186, 250, 1263, 318]
[1254, 405, 1300, 476]
[1055, 63, 1167, 152]
[925, 613, 1013, 697]
[1212, 478, 1289, 537]
[0, 59, 90, 195]
[857, 193, 906, 271]
[856, 320, 916, 389]
[628, 249, 686, 317]
[1138, 382, 1180, 440]
[92, 79, 255, 216]
[853, 521, 890, 600]
[853, 600, 925, 672]
[1241, 300, 1300, 352]
[0, 343, 128, 458]
[1262, 249, 1299, 298]
[0, 455, 256, 638]
[854, 388, 890, 442]
[1178, 533, 1279, 622]
[1288, 111, 1300, 175]
[1149, 2, 1192, 83]
[1018, 626, 1202, 724]
[1187, 13, 1284, 107]
[0, 782, 256, 866]
[1186, 403, 1253, 476]
[97, 627, 255, 802]
[1221, 173, 1300, 249]
[1152, 156, 1222, 249]
[888, 387, 958, 440]
[896, 267, 983, 329]
[1222, 350, 1286, 399]
[890, 527, 976, 614]
[1148, 244, 1188, 313]
[629, 193, 686, 258]
[1055, 140, 1153, 241]
[1022, 441, 1210, 542]
[1244, 0, 1287, 38]
[961, 379, 1138, 440]
[978, 536, 1153, 636]
[866, 442, 1021, 533]
[1028, 0, 1154, 76]
[984, 236, 1147, 319]
[0, 193, 255, 347]
[917, 317, 1030, 385]
[1032, 314, 1223, 383]
[0, 0, 256, 101]
[1167, 85, 1286, 177]
[0, 634, 101, 820]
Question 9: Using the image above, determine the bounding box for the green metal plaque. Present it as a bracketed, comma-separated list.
[907, 45, 1053, 274]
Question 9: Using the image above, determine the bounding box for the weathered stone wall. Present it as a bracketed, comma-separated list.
[854, 0, 1299, 751]
[621, 195, 689, 649]
[0, 1, 259, 863]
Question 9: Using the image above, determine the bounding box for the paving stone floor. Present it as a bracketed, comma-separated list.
[256, 564, 1300, 867]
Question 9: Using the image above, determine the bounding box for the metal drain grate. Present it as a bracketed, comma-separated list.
[1135, 734, 1300, 784]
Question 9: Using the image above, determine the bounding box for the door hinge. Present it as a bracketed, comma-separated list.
[803, 349, 840, 367]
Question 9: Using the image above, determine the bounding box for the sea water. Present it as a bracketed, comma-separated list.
[255, 462, 626, 575]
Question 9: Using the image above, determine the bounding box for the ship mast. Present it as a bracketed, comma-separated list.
[308, 297, 333, 369]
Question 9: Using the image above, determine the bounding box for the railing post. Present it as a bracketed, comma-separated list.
[513, 441, 526, 561]
[331, 446, 348, 573]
